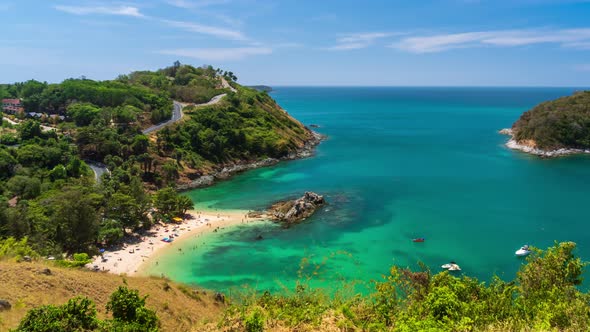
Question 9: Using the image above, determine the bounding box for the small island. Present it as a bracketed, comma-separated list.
[247, 192, 326, 227]
[501, 90, 590, 157]
[268, 191, 325, 226]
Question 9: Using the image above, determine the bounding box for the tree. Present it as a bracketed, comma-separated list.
[153, 187, 179, 222]
[7, 175, 41, 199]
[18, 119, 43, 140]
[51, 187, 100, 252]
[106, 285, 159, 331]
[49, 164, 67, 181]
[106, 192, 141, 234]
[98, 219, 124, 245]
[518, 241, 586, 296]
[0, 148, 17, 179]
[177, 195, 193, 216]
[67, 103, 101, 126]
[132, 134, 150, 155]
[161, 160, 179, 184]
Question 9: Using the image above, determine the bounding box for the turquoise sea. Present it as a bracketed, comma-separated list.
[148, 87, 590, 293]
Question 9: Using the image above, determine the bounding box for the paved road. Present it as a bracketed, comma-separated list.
[221, 76, 237, 92]
[142, 101, 183, 135]
[141, 94, 227, 135]
[87, 161, 110, 184]
[198, 93, 227, 106]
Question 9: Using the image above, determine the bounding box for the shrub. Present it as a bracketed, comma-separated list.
[16, 297, 98, 332]
[106, 285, 159, 331]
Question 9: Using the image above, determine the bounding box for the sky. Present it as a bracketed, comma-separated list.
[1, 0, 590, 86]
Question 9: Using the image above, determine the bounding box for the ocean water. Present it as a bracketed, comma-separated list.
[148, 87, 590, 293]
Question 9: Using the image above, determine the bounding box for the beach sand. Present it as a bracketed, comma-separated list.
[87, 209, 267, 276]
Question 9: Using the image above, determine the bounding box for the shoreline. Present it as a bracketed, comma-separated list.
[499, 128, 590, 157]
[177, 130, 324, 190]
[87, 209, 268, 276]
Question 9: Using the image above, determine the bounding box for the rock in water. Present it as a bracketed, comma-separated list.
[268, 192, 326, 226]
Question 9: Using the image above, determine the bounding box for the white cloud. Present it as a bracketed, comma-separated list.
[54, 5, 143, 17]
[165, 0, 231, 9]
[392, 28, 590, 53]
[162, 19, 246, 41]
[158, 47, 272, 61]
[326, 32, 397, 51]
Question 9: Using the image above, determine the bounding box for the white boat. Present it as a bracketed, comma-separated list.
[441, 262, 461, 271]
[515, 245, 531, 257]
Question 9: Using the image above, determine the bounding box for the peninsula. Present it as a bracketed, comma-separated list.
[501, 90, 590, 157]
[0, 62, 321, 271]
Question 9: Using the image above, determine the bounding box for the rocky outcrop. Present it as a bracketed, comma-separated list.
[177, 131, 325, 190]
[268, 192, 325, 226]
[499, 128, 590, 157]
[0, 299, 11, 311]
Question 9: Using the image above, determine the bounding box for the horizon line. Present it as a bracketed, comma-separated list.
[262, 85, 590, 89]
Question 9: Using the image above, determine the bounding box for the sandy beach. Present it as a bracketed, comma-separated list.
[86, 209, 267, 276]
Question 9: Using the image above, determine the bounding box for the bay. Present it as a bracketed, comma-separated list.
[148, 87, 590, 293]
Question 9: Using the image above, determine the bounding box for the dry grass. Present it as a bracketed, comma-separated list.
[0, 260, 225, 331]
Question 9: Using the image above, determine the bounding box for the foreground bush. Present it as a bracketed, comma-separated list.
[15, 286, 159, 332]
[221, 242, 590, 331]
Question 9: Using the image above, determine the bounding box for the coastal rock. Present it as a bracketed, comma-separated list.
[0, 299, 11, 311]
[247, 211, 265, 218]
[176, 131, 325, 190]
[500, 128, 590, 158]
[268, 192, 326, 226]
[214, 292, 225, 303]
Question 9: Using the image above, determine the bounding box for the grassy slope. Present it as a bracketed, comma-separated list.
[0, 261, 224, 331]
[512, 90, 590, 149]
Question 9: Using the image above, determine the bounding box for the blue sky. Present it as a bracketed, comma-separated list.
[1, 0, 590, 86]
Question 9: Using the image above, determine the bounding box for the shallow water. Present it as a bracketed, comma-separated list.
[148, 87, 590, 293]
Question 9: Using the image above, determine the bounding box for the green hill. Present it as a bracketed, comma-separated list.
[511, 90, 590, 150]
[0, 64, 317, 257]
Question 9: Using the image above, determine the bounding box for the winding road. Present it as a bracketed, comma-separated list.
[141, 91, 228, 135]
[142, 101, 184, 135]
[4, 85, 230, 184]
[86, 161, 111, 184]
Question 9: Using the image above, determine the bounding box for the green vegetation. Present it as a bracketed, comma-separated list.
[221, 242, 590, 331]
[8, 242, 590, 331]
[15, 285, 158, 332]
[122, 61, 225, 105]
[512, 90, 590, 149]
[0, 237, 39, 261]
[158, 86, 310, 164]
[0, 63, 313, 260]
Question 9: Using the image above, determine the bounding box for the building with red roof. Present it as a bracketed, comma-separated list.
[2, 98, 24, 114]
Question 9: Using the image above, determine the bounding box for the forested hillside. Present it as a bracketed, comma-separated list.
[0, 64, 316, 257]
[512, 90, 590, 149]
